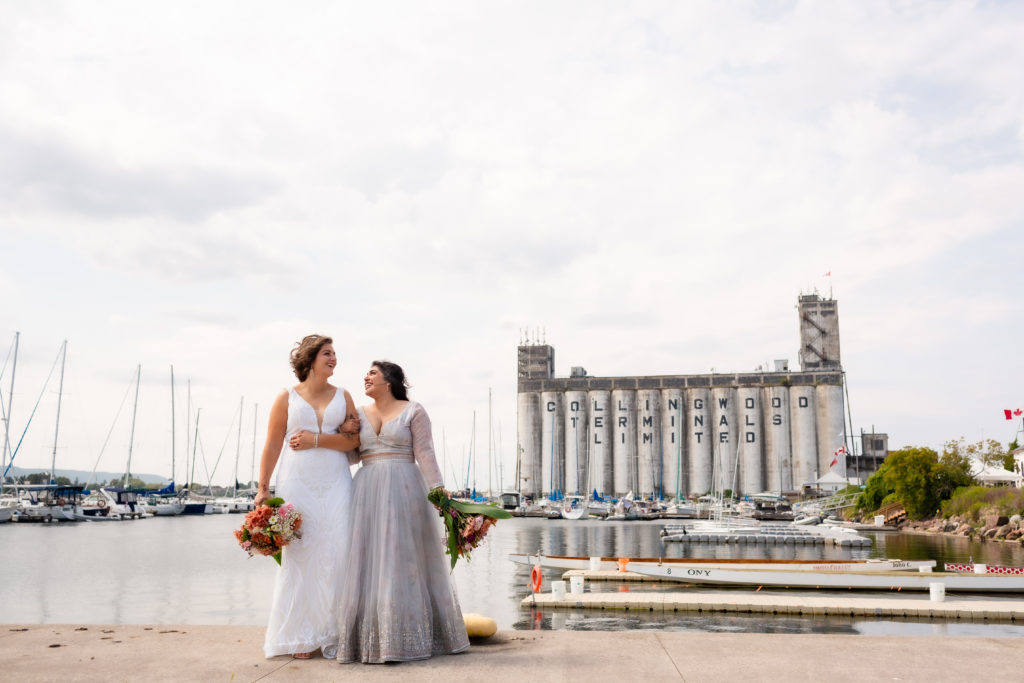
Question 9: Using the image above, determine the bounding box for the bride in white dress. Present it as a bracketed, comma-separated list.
[254, 335, 360, 659]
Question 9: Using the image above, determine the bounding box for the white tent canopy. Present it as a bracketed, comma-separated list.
[814, 470, 852, 493]
[970, 458, 1023, 487]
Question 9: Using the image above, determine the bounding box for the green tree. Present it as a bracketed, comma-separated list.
[857, 461, 893, 513]
[856, 445, 977, 521]
[885, 447, 940, 519]
[934, 448, 975, 501]
[945, 437, 1005, 468]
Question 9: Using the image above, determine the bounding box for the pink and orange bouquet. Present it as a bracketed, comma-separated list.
[233, 497, 302, 565]
[427, 488, 512, 570]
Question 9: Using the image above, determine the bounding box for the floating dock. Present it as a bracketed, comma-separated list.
[522, 586, 1024, 622]
[660, 523, 872, 547]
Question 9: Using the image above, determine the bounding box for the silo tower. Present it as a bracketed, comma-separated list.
[797, 294, 841, 371]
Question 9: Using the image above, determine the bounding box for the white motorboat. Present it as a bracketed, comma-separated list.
[101, 488, 151, 519]
[141, 497, 185, 516]
[560, 496, 588, 520]
[7, 484, 83, 522]
[211, 496, 252, 514]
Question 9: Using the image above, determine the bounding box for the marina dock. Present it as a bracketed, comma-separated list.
[521, 588, 1024, 622]
[3, 623, 1023, 682]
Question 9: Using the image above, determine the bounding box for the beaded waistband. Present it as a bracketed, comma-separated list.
[361, 452, 415, 465]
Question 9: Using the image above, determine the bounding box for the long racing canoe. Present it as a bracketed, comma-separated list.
[510, 553, 936, 574]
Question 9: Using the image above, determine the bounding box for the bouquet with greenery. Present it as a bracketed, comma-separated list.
[233, 497, 302, 565]
[427, 488, 513, 570]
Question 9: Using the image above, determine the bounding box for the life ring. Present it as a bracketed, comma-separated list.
[97, 499, 107, 509]
[58, 498, 67, 506]
[531, 564, 542, 593]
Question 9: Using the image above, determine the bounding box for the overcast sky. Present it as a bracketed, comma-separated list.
[1, 1, 1022, 489]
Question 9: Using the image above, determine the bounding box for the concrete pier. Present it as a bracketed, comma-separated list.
[522, 588, 1024, 622]
[2, 623, 1023, 682]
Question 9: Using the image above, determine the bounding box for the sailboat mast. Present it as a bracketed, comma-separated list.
[170, 366, 176, 488]
[49, 340, 67, 483]
[250, 403, 258, 492]
[487, 388, 493, 498]
[471, 410, 477, 492]
[185, 379, 191, 492]
[123, 364, 141, 489]
[233, 396, 243, 497]
[2, 331, 19, 478]
[190, 408, 201, 491]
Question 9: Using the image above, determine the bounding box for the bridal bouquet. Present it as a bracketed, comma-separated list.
[233, 498, 302, 565]
[427, 488, 512, 570]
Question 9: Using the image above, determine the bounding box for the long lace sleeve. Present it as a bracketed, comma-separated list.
[410, 403, 444, 490]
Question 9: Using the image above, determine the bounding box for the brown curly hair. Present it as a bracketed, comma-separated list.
[290, 335, 333, 381]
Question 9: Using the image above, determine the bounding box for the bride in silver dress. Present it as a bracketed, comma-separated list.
[295, 360, 469, 663]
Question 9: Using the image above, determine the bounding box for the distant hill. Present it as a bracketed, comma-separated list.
[2, 466, 168, 485]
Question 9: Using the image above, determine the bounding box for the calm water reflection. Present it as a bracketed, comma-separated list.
[3, 515, 1024, 637]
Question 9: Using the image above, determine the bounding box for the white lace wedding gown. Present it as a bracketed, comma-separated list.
[264, 387, 353, 658]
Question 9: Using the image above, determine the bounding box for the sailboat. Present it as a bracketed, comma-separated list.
[98, 364, 151, 520]
[178, 383, 211, 515]
[12, 340, 84, 523]
[142, 365, 185, 516]
[213, 397, 253, 513]
[560, 411, 587, 520]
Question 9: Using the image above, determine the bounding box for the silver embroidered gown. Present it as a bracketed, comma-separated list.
[264, 387, 353, 658]
[335, 401, 470, 663]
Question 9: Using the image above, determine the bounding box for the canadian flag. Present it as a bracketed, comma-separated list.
[830, 445, 846, 467]
[823, 271, 831, 277]
[1005, 409, 1023, 420]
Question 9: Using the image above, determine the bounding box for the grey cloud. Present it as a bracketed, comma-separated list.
[107, 232, 300, 284]
[334, 142, 449, 199]
[0, 124, 279, 222]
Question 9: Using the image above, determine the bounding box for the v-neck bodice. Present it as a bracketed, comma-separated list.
[357, 403, 413, 456]
[287, 386, 345, 437]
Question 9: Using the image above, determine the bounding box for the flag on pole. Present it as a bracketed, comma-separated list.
[830, 444, 846, 468]
[1005, 409, 1023, 420]
[823, 271, 831, 277]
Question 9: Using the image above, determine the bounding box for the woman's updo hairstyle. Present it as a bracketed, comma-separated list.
[290, 335, 333, 381]
[371, 360, 410, 401]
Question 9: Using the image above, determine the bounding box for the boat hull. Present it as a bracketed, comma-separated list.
[510, 554, 936, 574]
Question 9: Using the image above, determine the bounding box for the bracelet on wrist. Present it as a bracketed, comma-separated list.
[314, 433, 319, 448]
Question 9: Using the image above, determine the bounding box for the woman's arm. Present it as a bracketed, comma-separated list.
[255, 390, 289, 506]
[410, 403, 444, 490]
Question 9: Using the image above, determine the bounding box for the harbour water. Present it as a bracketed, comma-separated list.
[3, 515, 1024, 636]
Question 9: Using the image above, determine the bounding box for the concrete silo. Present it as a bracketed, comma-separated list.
[661, 388, 686, 500]
[564, 390, 589, 496]
[687, 388, 712, 495]
[790, 385, 817, 489]
[737, 386, 764, 494]
[612, 389, 637, 496]
[540, 391, 565, 497]
[815, 383, 846, 478]
[588, 390, 613, 497]
[762, 385, 792, 494]
[712, 387, 738, 495]
[516, 392, 542, 497]
[636, 389, 661, 499]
